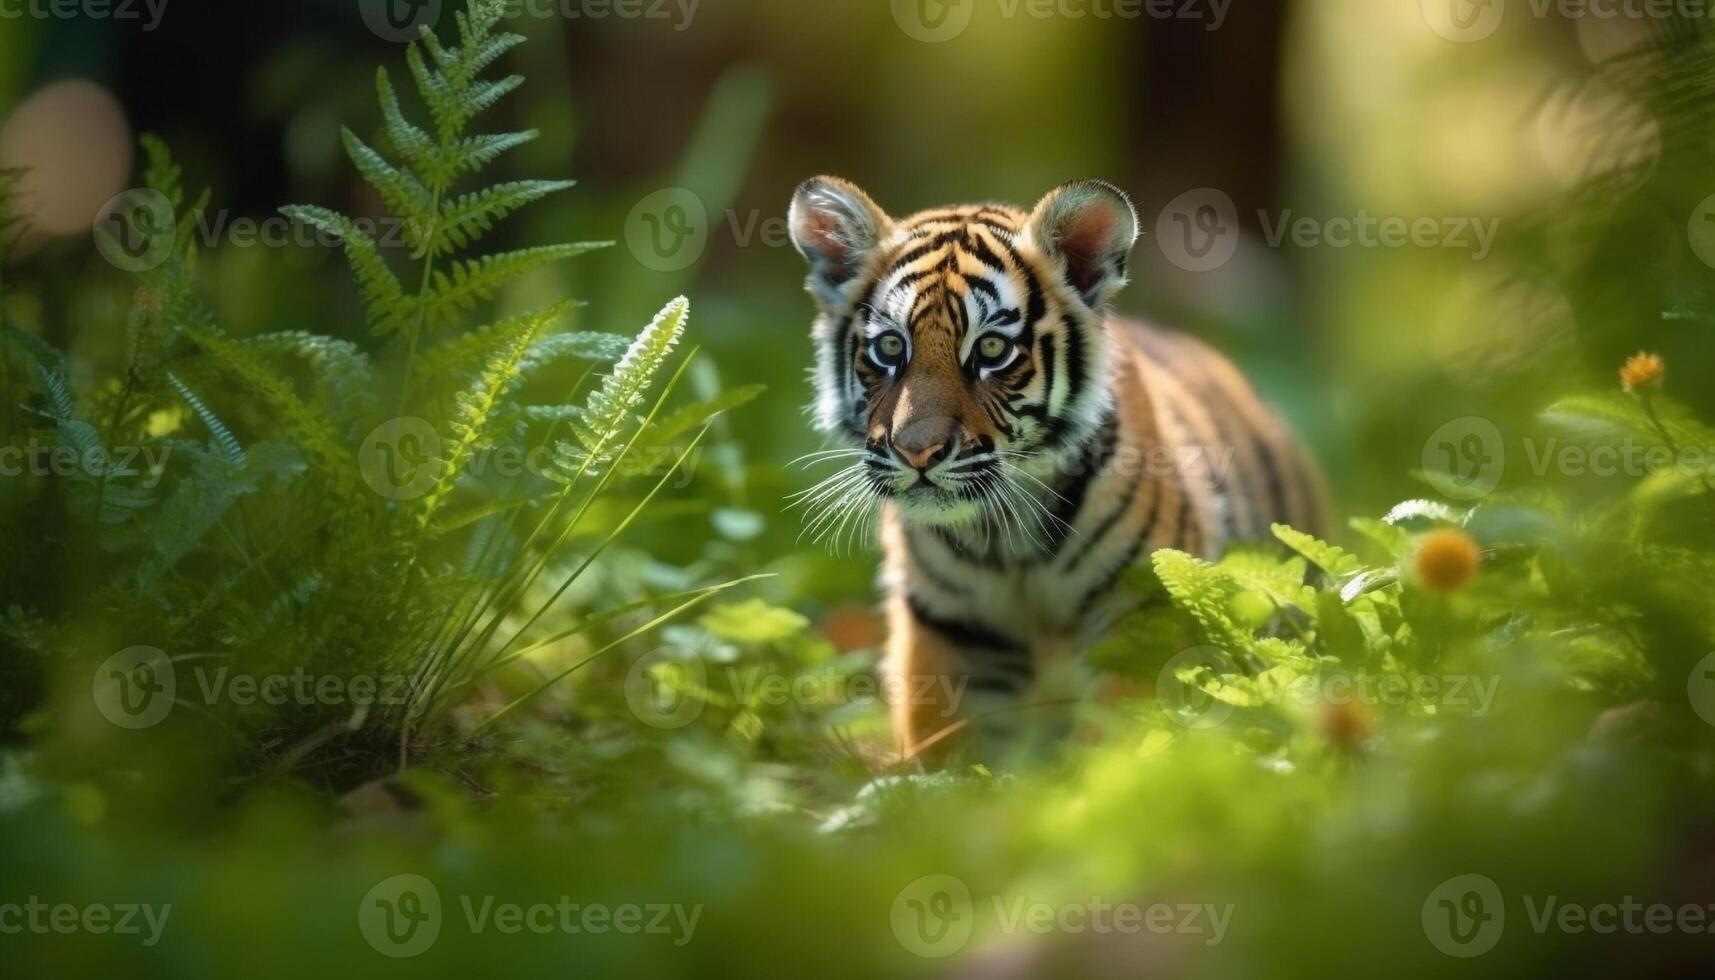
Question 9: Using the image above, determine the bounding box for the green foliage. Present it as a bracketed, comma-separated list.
[557, 296, 688, 473]
[412, 302, 558, 532]
[1086, 384, 1715, 750]
[0, 1, 760, 785]
[284, 0, 607, 353]
[0, 166, 25, 264]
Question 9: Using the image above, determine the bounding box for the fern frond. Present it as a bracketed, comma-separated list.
[414, 327, 624, 417]
[340, 129, 434, 242]
[414, 302, 563, 530]
[569, 295, 689, 459]
[648, 383, 766, 445]
[453, 3, 522, 78]
[178, 322, 355, 494]
[376, 68, 435, 175]
[404, 11, 523, 146]
[279, 205, 411, 335]
[450, 131, 537, 179]
[139, 134, 183, 210]
[138, 442, 306, 583]
[167, 372, 246, 464]
[433, 179, 574, 253]
[0, 167, 28, 253]
[418, 243, 608, 326]
[33, 364, 85, 436]
[459, 75, 525, 121]
[520, 330, 630, 370]
[139, 134, 214, 258]
[4, 323, 65, 373]
[240, 332, 379, 430]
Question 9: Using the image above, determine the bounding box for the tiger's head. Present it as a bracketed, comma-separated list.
[788, 177, 1139, 527]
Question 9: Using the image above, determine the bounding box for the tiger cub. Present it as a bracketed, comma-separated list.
[787, 177, 1323, 762]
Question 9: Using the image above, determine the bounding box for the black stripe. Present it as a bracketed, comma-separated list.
[932, 524, 1009, 571]
[1062, 465, 1149, 572]
[907, 596, 1027, 655]
[1044, 408, 1117, 551]
[890, 230, 959, 270]
[1061, 314, 1086, 393]
[963, 275, 999, 301]
[966, 671, 1030, 695]
[1076, 535, 1147, 616]
[908, 547, 973, 598]
[1171, 492, 1193, 551]
[1071, 479, 1165, 612]
[981, 228, 1046, 346]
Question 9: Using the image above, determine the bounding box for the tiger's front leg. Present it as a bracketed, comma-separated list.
[882, 590, 1041, 765]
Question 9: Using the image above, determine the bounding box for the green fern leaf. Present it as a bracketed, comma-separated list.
[139, 133, 184, 210]
[167, 372, 245, 464]
[1151, 549, 1250, 653]
[0, 167, 30, 257]
[279, 205, 411, 335]
[4, 324, 65, 374]
[32, 365, 104, 467]
[178, 322, 355, 494]
[414, 302, 564, 531]
[459, 75, 524, 121]
[340, 129, 433, 240]
[434, 179, 575, 253]
[520, 330, 630, 371]
[647, 384, 766, 445]
[376, 68, 435, 175]
[1272, 524, 1363, 578]
[418, 243, 608, 326]
[569, 297, 688, 455]
[450, 131, 537, 178]
[240, 332, 379, 429]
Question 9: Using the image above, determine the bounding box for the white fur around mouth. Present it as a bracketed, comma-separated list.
[890, 487, 984, 526]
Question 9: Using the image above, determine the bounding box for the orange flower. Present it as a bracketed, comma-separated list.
[1619, 351, 1664, 393]
[1412, 528, 1481, 593]
[1318, 700, 1375, 752]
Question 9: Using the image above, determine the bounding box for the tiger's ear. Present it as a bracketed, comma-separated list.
[789, 176, 893, 309]
[1025, 180, 1139, 310]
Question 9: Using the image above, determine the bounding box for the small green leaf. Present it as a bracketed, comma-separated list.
[698, 598, 810, 646]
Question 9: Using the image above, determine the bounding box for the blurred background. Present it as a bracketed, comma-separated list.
[8, 0, 1710, 540]
[6, 2, 1715, 977]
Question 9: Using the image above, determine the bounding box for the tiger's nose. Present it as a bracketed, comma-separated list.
[892, 418, 958, 473]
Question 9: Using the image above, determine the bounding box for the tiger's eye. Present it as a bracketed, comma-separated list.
[878, 335, 905, 358]
[978, 336, 1010, 361]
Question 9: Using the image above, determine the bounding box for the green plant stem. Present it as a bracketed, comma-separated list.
[471, 584, 738, 733]
[403, 354, 700, 737]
